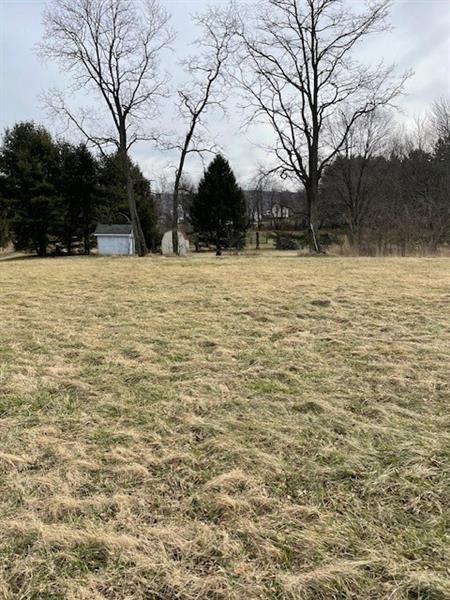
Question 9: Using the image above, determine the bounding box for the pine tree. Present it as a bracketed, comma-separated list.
[0, 122, 60, 256]
[57, 142, 98, 254]
[190, 155, 248, 255]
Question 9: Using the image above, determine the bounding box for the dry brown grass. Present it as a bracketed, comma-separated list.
[0, 255, 449, 599]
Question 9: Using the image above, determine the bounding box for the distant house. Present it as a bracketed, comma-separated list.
[270, 203, 290, 220]
[94, 224, 135, 256]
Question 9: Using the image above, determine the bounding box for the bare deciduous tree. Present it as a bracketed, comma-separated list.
[161, 7, 236, 255]
[40, 0, 173, 256]
[326, 110, 391, 249]
[235, 0, 409, 251]
[429, 98, 450, 143]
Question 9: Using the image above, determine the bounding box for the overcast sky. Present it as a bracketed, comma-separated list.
[1, 0, 449, 187]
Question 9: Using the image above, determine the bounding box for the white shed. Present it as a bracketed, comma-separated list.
[94, 224, 135, 255]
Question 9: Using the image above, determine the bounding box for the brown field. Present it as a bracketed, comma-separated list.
[0, 255, 449, 599]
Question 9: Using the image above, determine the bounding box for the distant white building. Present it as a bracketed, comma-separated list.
[94, 224, 135, 255]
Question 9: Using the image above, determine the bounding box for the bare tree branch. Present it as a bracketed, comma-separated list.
[161, 5, 237, 254]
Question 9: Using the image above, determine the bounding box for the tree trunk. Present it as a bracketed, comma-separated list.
[356, 222, 363, 254]
[37, 236, 47, 257]
[172, 142, 191, 256]
[172, 189, 179, 256]
[83, 202, 91, 255]
[119, 146, 147, 257]
[347, 218, 360, 254]
[126, 168, 147, 256]
[216, 235, 222, 256]
[306, 180, 321, 253]
[84, 219, 90, 255]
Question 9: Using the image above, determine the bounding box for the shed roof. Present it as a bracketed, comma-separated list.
[94, 224, 133, 236]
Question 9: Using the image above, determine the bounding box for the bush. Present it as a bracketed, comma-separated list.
[275, 233, 300, 250]
[271, 230, 341, 251]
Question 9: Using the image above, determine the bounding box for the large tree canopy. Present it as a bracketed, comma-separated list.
[236, 0, 407, 251]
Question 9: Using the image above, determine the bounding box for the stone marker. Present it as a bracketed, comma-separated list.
[161, 230, 190, 256]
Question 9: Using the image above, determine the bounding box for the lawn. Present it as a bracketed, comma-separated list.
[0, 255, 449, 599]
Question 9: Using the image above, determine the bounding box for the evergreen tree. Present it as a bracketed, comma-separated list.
[0, 122, 60, 256]
[57, 142, 98, 254]
[0, 124, 159, 255]
[190, 155, 248, 254]
[0, 213, 10, 249]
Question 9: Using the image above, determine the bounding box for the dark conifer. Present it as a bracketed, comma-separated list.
[190, 154, 248, 254]
[0, 122, 59, 256]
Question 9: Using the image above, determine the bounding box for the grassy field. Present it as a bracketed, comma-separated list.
[0, 255, 449, 599]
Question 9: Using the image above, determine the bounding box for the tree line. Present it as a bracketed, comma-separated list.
[243, 100, 449, 255]
[320, 109, 450, 254]
[31, 0, 413, 256]
[1, 111, 449, 256]
[0, 122, 249, 256]
[0, 122, 158, 255]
